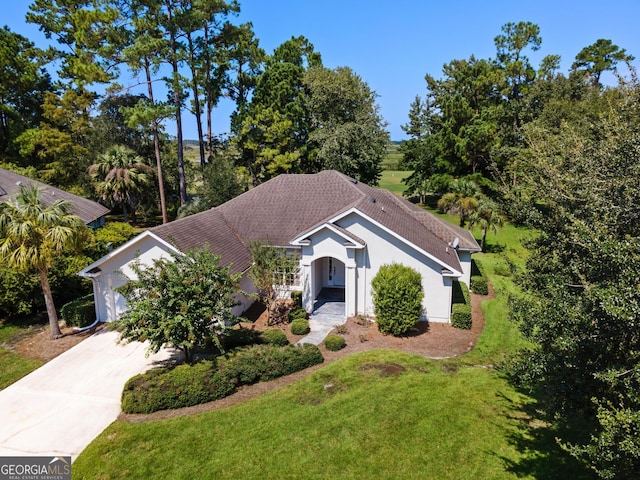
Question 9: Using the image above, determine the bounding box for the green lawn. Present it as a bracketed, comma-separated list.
[378, 170, 412, 195]
[0, 323, 43, 389]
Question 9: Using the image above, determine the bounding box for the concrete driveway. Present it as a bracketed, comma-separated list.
[0, 328, 174, 460]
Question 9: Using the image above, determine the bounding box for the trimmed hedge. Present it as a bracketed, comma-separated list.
[324, 334, 346, 351]
[290, 318, 310, 335]
[288, 307, 308, 322]
[121, 361, 236, 414]
[471, 275, 488, 295]
[452, 304, 472, 330]
[260, 328, 289, 346]
[60, 294, 95, 328]
[219, 343, 323, 384]
[121, 343, 323, 414]
[452, 280, 471, 305]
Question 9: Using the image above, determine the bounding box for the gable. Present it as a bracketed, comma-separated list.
[79, 231, 179, 279]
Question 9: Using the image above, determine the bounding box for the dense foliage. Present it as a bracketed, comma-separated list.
[401, 21, 634, 208]
[507, 81, 640, 477]
[371, 263, 424, 336]
[112, 248, 241, 362]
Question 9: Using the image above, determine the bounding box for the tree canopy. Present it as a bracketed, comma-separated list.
[113, 247, 241, 362]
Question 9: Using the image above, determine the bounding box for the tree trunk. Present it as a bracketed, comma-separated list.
[481, 228, 487, 251]
[183, 346, 191, 364]
[187, 32, 207, 168]
[39, 269, 62, 339]
[204, 23, 213, 163]
[166, 1, 188, 207]
[144, 57, 168, 224]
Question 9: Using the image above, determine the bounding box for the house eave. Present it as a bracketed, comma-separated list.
[290, 222, 366, 249]
[330, 207, 465, 277]
[78, 230, 182, 278]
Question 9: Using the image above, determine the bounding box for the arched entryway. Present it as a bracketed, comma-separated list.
[310, 257, 346, 317]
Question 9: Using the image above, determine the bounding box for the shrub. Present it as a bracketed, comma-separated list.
[324, 334, 346, 351]
[452, 304, 472, 330]
[288, 307, 308, 322]
[452, 280, 470, 305]
[291, 290, 303, 309]
[222, 327, 261, 350]
[471, 275, 488, 295]
[219, 343, 323, 384]
[290, 319, 310, 335]
[60, 294, 95, 328]
[371, 263, 424, 336]
[121, 361, 236, 414]
[260, 328, 289, 346]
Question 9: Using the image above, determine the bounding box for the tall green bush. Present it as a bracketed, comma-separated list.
[60, 294, 95, 327]
[371, 263, 424, 336]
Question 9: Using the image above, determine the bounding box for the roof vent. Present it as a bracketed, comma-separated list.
[16, 181, 21, 186]
[367, 196, 376, 203]
[350, 177, 358, 184]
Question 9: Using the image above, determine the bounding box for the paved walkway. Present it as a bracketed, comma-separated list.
[0, 328, 174, 460]
[299, 289, 347, 345]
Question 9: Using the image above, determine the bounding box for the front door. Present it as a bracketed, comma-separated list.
[327, 258, 345, 287]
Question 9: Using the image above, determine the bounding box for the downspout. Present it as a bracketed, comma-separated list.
[73, 276, 104, 332]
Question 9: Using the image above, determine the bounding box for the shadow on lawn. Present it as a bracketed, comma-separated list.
[495, 391, 596, 480]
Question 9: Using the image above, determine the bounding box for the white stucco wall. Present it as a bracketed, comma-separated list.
[337, 213, 455, 323]
[457, 250, 473, 288]
[89, 235, 175, 322]
[235, 274, 256, 316]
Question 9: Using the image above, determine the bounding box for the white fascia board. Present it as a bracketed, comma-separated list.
[290, 222, 365, 248]
[330, 207, 464, 277]
[78, 230, 183, 277]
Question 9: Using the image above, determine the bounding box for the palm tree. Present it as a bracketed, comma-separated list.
[437, 179, 481, 227]
[89, 145, 154, 223]
[468, 199, 504, 251]
[0, 185, 83, 338]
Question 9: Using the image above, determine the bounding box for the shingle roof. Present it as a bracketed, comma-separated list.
[149, 170, 480, 275]
[151, 209, 251, 275]
[0, 168, 109, 225]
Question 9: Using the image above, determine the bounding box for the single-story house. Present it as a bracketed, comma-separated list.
[79, 170, 480, 323]
[0, 167, 109, 227]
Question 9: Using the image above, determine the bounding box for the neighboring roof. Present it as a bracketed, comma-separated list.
[0, 168, 110, 225]
[149, 170, 480, 275]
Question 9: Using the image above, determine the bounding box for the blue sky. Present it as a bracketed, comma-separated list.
[5, 0, 640, 140]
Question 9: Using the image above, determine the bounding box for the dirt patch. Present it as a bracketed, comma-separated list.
[360, 363, 406, 377]
[7, 323, 107, 362]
